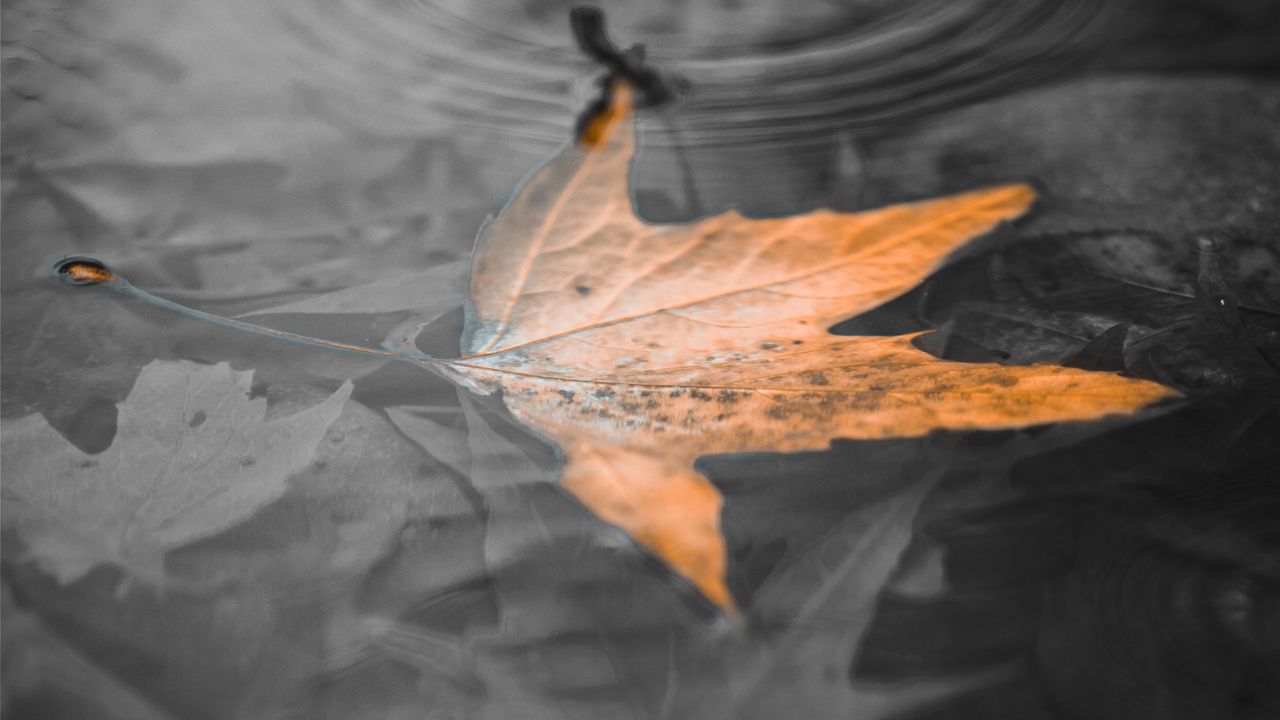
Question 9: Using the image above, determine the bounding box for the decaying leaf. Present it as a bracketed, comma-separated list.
[707, 474, 948, 719]
[1, 360, 350, 584]
[0, 584, 178, 720]
[915, 228, 1280, 389]
[857, 76, 1280, 239]
[429, 82, 1176, 614]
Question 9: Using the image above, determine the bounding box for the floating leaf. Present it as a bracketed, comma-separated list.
[1, 360, 350, 583]
[434, 82, 1174, 613]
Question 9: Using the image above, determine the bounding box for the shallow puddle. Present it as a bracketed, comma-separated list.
[3, 2, 1278, 719]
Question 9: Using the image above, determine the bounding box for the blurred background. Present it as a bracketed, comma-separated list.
[3, 1, 1278, 719]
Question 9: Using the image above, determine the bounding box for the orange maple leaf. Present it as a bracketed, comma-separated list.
[59, 80, 1174, 618]
[435, 82, 1174, 615]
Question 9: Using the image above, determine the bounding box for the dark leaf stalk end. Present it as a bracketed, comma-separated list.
[53, 256, 117, 286]
[570, 6, 682, 144]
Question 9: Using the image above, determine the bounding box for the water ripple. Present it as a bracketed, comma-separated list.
[279, 0, 1130, 149]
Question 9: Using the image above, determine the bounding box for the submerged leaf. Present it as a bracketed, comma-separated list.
[240, 260, 466, 319]
[709, 474, 963, 720]
[1, 585, 178, 720]
[918, 229, 1280, 390]
[1, 360, 350, 583]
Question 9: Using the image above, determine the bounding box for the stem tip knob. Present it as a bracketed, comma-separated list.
[53, 256, 116, 285]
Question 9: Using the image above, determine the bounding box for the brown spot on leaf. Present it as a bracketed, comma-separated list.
[716, 390, 740, 404]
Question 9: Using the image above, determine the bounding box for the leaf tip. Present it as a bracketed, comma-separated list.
[997, 182, 1038, 215]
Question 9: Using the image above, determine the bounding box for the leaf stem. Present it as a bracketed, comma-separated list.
[51, 256, 436, 364]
